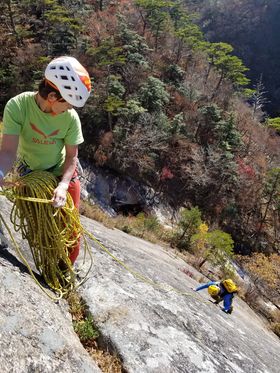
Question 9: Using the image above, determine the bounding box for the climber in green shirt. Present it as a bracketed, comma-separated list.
[0, 56, 92, 263]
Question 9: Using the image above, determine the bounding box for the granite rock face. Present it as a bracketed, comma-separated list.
[1, 195, 280, 373]
[78, 217, 280, 373]
[0, 196, 101, 373]
[0, 256, 101, 373]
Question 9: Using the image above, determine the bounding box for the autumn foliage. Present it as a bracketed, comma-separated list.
[1, 0, 280, 259]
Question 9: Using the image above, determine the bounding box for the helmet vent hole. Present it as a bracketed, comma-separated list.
[71, 76, 76, 81]
[59, 66, 65, 70]
[64, 85, 71, 90]
[60, 75, 68, 80]
[66, 66, 70, 71]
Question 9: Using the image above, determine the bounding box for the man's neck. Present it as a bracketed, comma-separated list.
[35, 93, 52, 113]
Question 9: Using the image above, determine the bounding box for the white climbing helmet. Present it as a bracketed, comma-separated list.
[45, 56, 91, 107]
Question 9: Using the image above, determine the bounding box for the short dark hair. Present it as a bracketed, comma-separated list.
[38, 79, 63, 100]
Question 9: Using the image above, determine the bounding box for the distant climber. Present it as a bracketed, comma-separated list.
[194, 279, 238, 314]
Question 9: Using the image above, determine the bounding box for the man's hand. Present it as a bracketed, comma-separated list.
[52, 182, 69, 208]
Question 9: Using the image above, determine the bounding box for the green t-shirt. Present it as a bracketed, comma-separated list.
[3, 92, 84, 176]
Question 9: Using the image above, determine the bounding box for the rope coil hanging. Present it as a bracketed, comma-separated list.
[0, 170, 92, 299]
[0, 171, 205, 304]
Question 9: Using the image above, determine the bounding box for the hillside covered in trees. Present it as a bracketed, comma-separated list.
[0, 1, 280, 284]
[187, 0, 280, 117]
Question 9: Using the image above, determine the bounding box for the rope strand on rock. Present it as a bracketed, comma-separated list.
[0, 171, 208, 305]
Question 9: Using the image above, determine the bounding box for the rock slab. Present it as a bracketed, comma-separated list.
[79, 216, 280, 373]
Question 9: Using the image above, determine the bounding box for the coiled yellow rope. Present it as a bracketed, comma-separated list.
[0, 170, 208, 305]
[0, 170, 92, 300]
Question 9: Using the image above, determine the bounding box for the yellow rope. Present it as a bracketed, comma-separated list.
[0, 170, 92, 300]
[84, 229, 204, 300]
[0, 170, 207, 304]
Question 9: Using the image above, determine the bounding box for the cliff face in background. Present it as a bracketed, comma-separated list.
[190, 0, 280, 116]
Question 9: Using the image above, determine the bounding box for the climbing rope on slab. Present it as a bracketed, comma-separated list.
[0, 170, 208, 305]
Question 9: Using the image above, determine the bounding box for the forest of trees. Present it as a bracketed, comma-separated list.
[0, 0, 280, 260]
[187, 0, 280, 117]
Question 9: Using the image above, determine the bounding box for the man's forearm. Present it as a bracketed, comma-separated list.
[0, 134, 19, 181]
[0, 152, 17, 177]
[60, 155, 77, 186]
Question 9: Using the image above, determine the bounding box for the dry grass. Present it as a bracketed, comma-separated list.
[67, 291, 85, 321]
[67, 291, 123, 373]
[271, 323, 280, 338]
[87, 346, 123, 373]
[80, 200, 171, 245]
[237, 253, 280, 290]
[80, 200, 115, 228]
